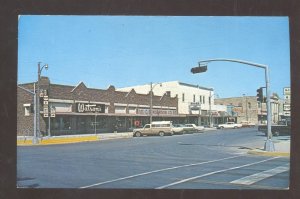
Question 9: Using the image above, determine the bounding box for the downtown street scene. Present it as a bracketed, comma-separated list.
[17, 16, 291, 190]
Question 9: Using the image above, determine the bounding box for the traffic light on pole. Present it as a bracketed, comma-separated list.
[256, 88, 263, 102]
[191, 65, 207, 74]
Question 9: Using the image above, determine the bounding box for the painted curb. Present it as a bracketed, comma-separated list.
[248, 149, 290, 157]
[17, 133, 133, 146]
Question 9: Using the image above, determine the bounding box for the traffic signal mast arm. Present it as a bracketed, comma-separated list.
[190, 58, 274, 151]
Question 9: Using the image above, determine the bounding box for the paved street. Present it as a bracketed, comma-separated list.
[17, 128, 290, 189]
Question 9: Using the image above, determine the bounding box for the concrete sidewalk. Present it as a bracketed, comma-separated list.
[248, 136, 290, 157]
[17, 132, 133, 146]
[17, 129, 217, 146]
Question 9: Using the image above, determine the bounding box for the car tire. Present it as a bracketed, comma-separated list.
[135, 132, 141, 137]
[159, 131, 165, 137]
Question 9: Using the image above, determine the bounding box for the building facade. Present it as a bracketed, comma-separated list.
[215, 95, 283, 124]
[118, 81, 230, 126]
[17, 77, 179, 136]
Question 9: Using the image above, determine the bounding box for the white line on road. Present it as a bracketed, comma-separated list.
[230, 163, 290, 185]
[156, 156, 280, 189]
[79, 154, 246, 189]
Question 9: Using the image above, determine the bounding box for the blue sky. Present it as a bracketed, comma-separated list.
[18, 16, 290, 98]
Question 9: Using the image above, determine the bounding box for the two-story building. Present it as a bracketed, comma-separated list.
[17, 77, 179, 136]
[117, 81, 230, 126]
[214, 94, 283, 124]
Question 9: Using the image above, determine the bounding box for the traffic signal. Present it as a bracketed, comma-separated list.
[256, 88, 263, 102]
[191, 65, 207, 74]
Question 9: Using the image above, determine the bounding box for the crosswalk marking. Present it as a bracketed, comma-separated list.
[156, 157, 279, 189]
[230, 164, 289, 185]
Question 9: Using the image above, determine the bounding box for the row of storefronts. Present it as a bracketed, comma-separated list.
[17, 77, 238, 136]
[17, 77, 180, 136]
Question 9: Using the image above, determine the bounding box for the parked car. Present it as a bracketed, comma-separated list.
[185, 124, 205, 133]
[133, 121, 173, 137]
[217, 122, 242, 129]
[172, 124, 185, 135]
[240, 121, 256, 128]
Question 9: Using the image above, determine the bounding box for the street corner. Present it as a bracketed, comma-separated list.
[17, 135, 100, 146]
[247, 148, 290, 157]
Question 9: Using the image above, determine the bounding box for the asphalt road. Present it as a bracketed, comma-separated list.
[17, 128, 290, 189]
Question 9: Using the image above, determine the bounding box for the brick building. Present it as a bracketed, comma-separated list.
[215, 95, 282, 125]
[17, 77, 179, 136]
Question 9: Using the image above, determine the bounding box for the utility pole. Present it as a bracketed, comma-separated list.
[37, 62, 48, 138]
[149, 82, 162, 124]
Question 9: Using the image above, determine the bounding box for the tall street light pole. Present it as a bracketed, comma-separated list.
[37, 62, 48, 138]
[150, 82, 161, 124]
[209, 90, 217, 127]
[191, 58, 274, 151]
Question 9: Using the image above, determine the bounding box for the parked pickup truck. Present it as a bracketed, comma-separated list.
[217, 122, 242, 129]
[133, 121, 174, 137]
[258, 120, 291, 136]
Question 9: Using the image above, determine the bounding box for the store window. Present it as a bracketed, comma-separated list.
[115, 106, 126, 114]
[23, 104, 31, 116]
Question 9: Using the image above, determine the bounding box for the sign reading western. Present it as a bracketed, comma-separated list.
[76, 103, 105, 113]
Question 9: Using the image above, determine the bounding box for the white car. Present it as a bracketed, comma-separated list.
[185, 124, 205, 132]
[217, 122, 242, 129]
[171, 124, 184, 135]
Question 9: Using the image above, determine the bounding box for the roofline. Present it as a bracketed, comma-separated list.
[178, 82, 213, 91]
[117, 81, 214, 91]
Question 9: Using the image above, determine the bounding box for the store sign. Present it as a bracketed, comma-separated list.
[76, 103, 105, 113]
[190, 102, 201, 110]
[283, 87, 291, 96]
[137, 108, 177, 115]
[39, 89, 48, 98]
[283, 104, 290, 111]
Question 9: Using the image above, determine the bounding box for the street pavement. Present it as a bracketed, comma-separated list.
[17, 127, 290, 156]
[17, 128, 290, 189]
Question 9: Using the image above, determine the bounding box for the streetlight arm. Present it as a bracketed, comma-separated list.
[198, 58, 268, 69]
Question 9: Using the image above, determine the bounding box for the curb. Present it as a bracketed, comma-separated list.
[247, 149, 290, 157]
[17, 133, 133, 146]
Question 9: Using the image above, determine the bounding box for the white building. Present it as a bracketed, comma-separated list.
[118, 81, 228, 126]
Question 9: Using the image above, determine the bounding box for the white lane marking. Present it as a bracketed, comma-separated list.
[80, 154, 245, 189]
[230, 163, 290, 185]
[156, 157, 279, 189]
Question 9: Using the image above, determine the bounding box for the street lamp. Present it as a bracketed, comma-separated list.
[191, 58, 274, 152]
[150, 82, 162, 124]
[37, 62, 48, 138]
[209, 90, 218, 128]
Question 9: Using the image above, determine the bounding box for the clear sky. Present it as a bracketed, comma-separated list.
[18, 16, 290, 98]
